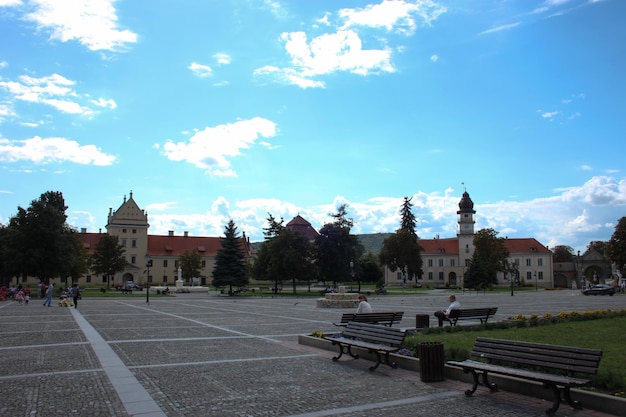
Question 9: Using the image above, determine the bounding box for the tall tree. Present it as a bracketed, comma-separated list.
[359, 251, 383, 290]
[90, 234, 127, 289]
[464, 253, 489, 290]
[552, 245, 575, 263]
[399, 197, 417, 236]
[178, 249, 202, 283]
[379, 198, 423, 284]
[607, 217, 626, 275]
[263, 213, 285, 239]
[212, 220, 248, 292]
[4, 191, 77, 284]
[473, 228, 509, 286]
[265, 228, 316, 294]
[315, 204, 363, 286]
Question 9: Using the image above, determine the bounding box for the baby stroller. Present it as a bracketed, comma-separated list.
[58, 292, 74, 307]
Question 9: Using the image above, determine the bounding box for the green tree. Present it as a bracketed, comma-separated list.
[359, 251, 383, 290]
[253, 214, 316, 293]
[399, 196, 417, 236]
[379, 198, 423, 284]
[212, 220, 248, 292]
[473, 228, 509, 286]
[552, 245, 575, 263]
[3, 191, 78, 285]
[178, 249, 202, 283]
[314, 205, 363, 286]
[464, 253, 489, 290]
[607, 217, 626, 275]
[90, 234, 127, 289]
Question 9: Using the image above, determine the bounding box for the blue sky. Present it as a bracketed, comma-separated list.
[1, 0, 624, 253]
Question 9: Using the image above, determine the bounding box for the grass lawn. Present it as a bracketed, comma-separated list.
[403, 315, 626, 395]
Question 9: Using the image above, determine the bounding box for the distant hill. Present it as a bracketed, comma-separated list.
[251, 232, 392, 255]
[356, 233, 392, 255]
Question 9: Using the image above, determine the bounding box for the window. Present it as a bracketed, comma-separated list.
[132, 229, 137, 234]
[131, 239, 137, 248]
[526, 258, 532, 266]
[102, 275, 107, 284]
[175, 260, 179, 267]
[131, 255, 136, 264]
[465, 259, 471, 267]
[396, 272, 402, 280]
[450, 259, 455, 267]
[438, 272, 444, 281]
[514, 258, 520, 265]
[163, 276, 167, 284]
[438, 259, 444, 267]
[428, 272, 434, 280]
[121, 239, 127, 247]
[538, 258, 543, 266]
[201, 260, 206, 268]
[86, 275, 91, 283]
[539, 271, 544, 280]
[428, 259, 433, 267]
[122, 228, 127, 233]
[163, 260, 168, 267]
[147, 275, 152, 283]
[526, 271, 532, 281]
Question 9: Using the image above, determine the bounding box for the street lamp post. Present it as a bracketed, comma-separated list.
[349, 260, 354, 293]
[146, 256, 152, 304]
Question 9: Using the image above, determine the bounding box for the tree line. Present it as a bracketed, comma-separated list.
[3, 191, 626, 291]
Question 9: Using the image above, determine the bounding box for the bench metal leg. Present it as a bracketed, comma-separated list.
[331, 342, 359, 362]
[367, 350, 398, 371]
[543, 383, 581, 416]
[463, 369, 498, 396]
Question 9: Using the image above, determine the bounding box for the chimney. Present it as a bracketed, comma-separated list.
[184, 231, 189, 237]
[81, 228, 87, 234]
[168, 230, 174, 236]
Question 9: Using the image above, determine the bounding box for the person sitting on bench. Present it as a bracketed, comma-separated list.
[356, 295, 372, 313]
[434, 295, 461, 327]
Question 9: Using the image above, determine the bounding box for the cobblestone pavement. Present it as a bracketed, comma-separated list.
[0, 289, 624, 417]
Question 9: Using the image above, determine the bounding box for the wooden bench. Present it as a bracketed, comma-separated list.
[446, 307, 497, 326]
[323, 321, 407, 371]
[447, 337, 602, 415]
[333, 311, 404, 327]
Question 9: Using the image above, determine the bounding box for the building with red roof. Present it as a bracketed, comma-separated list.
[77, 192, 252, 287]
[383, 190, 555, 289]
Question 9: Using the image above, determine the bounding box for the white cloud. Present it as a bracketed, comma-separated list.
[0, 73, 115, 116]
[161, 117, 278, 176]
[90, 97, 117, 109]
[430, 54, 438, 62]
[478, 22, 521, 36]
[0, 136, 116, 165]
[188, 62, 213, 77]
[0, 102, 16, 122]
[213, 53, 231, 65]
[24, 0, 137, 51]
[256, 30, 394, 88]
[0, 0, 21, 6]
[339, 0, 447, 34]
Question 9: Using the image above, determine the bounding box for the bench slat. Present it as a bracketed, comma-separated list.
[334, 311, 404, 327]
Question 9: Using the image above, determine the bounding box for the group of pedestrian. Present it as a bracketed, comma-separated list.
[0, 285, 31, 304]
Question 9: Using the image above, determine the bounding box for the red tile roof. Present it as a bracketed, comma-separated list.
[286, 215, 319, 240]
[418, 237, 550, 255]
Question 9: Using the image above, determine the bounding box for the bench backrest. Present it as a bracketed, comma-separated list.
[449, 307, 498, 320]
[343, 322, 406, 346]
[338, 311, 404, 326]
[472, 337, 602, 376]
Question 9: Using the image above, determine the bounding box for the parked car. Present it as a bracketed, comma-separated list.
[581, 284, 615, 296]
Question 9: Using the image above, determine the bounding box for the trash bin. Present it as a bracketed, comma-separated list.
[415, 314, 430, 329]
[418, 342, 445, 382]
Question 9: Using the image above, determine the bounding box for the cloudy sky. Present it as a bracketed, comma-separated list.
[1, 0, 624, 253]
